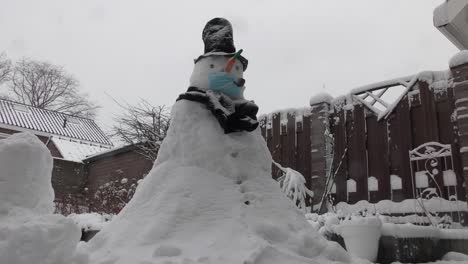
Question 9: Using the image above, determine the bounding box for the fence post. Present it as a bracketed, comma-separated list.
[310, 100, 332, 211]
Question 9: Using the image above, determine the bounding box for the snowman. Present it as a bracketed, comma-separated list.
[86, 18, 350, 264]
[178, 17, 258, 134]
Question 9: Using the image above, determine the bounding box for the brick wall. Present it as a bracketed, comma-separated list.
[84, 146, 154, 214]
[52, 159, 87, 214]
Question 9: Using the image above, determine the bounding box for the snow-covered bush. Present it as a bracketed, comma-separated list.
[68, 212, 113, 232]
[90, 177, 141, 214]
[274, 161, 314, 213]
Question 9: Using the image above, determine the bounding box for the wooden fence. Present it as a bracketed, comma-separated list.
[328, 77, 465, 204]
[259, 104, 331, 208]
[260, 70, 468, 210]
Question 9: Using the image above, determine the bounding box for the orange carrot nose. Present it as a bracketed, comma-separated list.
[224, 49, 243, 73]
[225, 58, 236, 73]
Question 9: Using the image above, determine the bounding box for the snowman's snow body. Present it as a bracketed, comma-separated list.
[86, 18, 350, 264]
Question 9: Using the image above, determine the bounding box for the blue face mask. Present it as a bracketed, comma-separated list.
[208, 72, 242, 98]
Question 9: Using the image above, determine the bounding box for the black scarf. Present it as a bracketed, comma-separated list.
[176, 87, 259, 134]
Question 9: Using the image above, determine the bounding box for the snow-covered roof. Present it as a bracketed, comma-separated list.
[51, 137, 112, 162]
[0, 99, 112, 146]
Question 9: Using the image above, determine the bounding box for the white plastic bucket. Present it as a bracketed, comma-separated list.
[339, 222, 382, 262]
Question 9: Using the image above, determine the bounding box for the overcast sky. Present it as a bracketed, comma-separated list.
[0, 0, 459, 133]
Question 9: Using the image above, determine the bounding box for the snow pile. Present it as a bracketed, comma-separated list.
[442, 252, 468, 262]
[0, 132, 83, 264]
[86, 100, 350, 264]
[68, 213, 113, 231]
[449, 50, 468, 68]
[0, 132, 54, 215]
[0, 214, 83, 264]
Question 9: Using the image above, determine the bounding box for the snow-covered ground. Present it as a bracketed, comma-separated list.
[0, 132, 467, 264]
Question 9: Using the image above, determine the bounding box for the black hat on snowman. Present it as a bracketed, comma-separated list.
[194, 18, 248, 71]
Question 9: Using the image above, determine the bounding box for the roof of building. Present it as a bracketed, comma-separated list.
[83, 143, 141, 162]
[0, 98, 112, 146]
[51, 137, 113, 162]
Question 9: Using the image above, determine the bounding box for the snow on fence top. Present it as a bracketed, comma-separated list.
[309, 92, 333, 106]
[258, 107, 312, 125]
[336, 198, 468, 215]
[350, 75, 415, 95]
[449, 50, 468, 68]
[263, 68, 452, 123]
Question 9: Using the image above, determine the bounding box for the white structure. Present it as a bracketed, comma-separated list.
[434, 0, 468, 50]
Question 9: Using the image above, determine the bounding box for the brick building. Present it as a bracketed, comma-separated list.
[0, 98, 113, 160]
[0, 98, 154, 214]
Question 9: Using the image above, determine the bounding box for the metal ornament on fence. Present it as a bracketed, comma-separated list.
[408, 142, 461, 224]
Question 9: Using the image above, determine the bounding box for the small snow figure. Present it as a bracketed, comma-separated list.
[177, 17, 258, 133]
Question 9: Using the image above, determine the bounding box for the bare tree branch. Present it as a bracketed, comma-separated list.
[111, 99, 170, 161]
[0, 53, 12, 86]
[4, 58, 99, 118]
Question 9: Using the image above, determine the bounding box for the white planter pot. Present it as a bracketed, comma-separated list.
[339, 219, 382, 262]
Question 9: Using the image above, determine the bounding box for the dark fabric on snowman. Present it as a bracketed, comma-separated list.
[176, 87, 259, 134]
[197, 17, 248, 71]
[202, 18, 235, 54]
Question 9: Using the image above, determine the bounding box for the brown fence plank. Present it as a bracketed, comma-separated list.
[389, 94, 414, 199]
[346, 104, 368, 203]
[303, 115, 313, 200]
[331, 109, 347, 203]
[296, 120, 307, 185]
[367, 114, 391, 202]
[272, 113, 281, 179]
[280, 113, 290, 170]
[287, 113, 297, 170]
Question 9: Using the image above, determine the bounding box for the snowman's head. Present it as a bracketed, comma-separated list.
[189, 55, 245, 100]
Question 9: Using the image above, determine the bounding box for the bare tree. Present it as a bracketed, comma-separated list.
[112, 99, 170, 161]
[6, 58, 98, 118]
[0, 53, 12, 86]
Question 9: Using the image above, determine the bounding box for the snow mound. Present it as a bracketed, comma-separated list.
[68, 212, 113, 231]
[442, 252, 468, 261]
[0, 132, 54, 216]
[449, 50, 468, 68]
[0, 132, 84, 264]
[0, 214, 82, 264]
[86, 100, 349, 264]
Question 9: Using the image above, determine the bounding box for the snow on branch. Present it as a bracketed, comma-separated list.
[273, 160, 314, 213]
